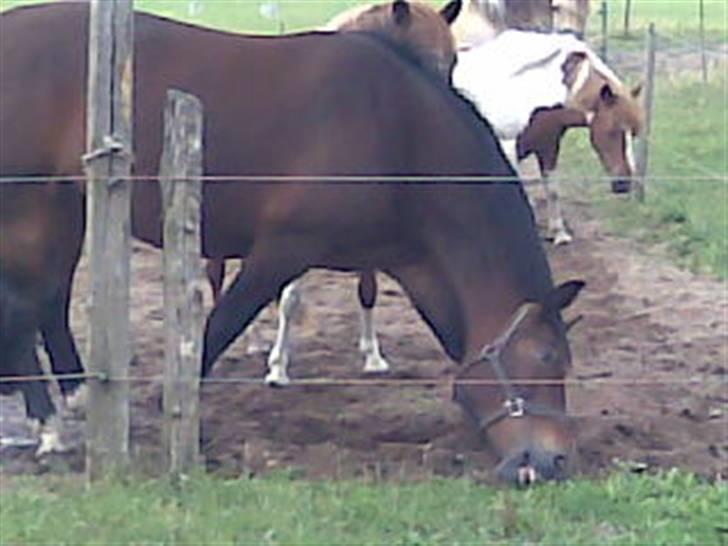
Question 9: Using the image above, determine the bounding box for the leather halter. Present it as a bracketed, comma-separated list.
[455, 303, 567, 432]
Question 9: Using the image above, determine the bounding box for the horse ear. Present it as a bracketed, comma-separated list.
[543, 280, 585, 314]
[599, 83, 618, 106]
[631, 82, 644, 99]
[561, 51, 587, 88]
[392, 0, 411, 26]
[440, 0, 463, 25]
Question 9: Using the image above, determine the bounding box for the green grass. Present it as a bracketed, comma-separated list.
[1, 0, 358, 32]
[589, 0, 727, 42]
[558, 72, 727, 279]
[1, 469, 724, 544]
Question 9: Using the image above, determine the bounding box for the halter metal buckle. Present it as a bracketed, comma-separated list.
[504, 397, 526, 418]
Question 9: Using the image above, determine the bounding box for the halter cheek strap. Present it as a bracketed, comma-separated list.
[455, 302, 567, 432]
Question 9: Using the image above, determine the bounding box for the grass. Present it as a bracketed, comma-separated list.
[588, 0, 727, 42]
[1, 469, 725, 544]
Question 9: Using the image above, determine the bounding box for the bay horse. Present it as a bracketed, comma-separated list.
[454, 29, 644, 244]
[1, 2, 586, 483]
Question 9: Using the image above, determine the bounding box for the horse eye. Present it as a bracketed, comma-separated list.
[541, 349, 559, 365]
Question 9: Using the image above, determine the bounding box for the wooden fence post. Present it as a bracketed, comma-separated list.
[623, 0, 632, 37]
[634, 23, 656, 203]
[699, 0, 708, 84]
[599, 0, 608, 62]
[160, 90, 205, 477]
[84, 0, 134, 483]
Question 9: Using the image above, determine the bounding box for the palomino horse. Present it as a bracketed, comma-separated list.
[454, 29, 644, 244]
[207, 0, 462, 383]
[2, 2, 585, 483]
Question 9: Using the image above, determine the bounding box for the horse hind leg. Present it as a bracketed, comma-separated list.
[40, 282, 86, 412]
[264, 280, 302, 386]
[357, 271, 390, 373]
[14, 344, 65, 456]
[202, 244, 308, 379]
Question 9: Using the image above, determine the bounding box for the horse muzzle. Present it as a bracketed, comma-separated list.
[496, 447, 571, 486]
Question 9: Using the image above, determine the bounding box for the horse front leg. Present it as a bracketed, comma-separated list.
[357, 270, 389, 373]
[540, 169, 573, 245]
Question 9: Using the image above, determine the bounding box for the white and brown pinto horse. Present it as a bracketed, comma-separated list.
[454, 29, 644, 244]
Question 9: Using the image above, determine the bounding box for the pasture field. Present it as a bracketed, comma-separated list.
[0, 469, 724, 544]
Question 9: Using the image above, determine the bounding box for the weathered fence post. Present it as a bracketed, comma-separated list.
[699, 0, 708, 84]
[84, 0, 134, 483]
[623, 0, 632, 37]
[599, 0, 608, 62]
[160, 90, 205, 477]
[634, 23, 656, 203]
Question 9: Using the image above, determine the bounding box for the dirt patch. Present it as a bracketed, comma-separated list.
[1, 195, 726, 482]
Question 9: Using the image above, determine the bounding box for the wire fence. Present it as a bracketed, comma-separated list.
[0, 371, 720, 387]
[0, 174, 725, 184]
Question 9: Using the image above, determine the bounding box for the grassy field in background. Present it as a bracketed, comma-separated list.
[588, 0, 727, 41]
[2, 0, 725, 37]
[1, 469, 724, 544]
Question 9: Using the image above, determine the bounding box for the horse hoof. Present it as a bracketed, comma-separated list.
[264, 368, 291, 387]
[552, 231, 573, 246]
[64, 384, 88, 413]
[34, 417, 66, 457]
[363, 355, 390, 373]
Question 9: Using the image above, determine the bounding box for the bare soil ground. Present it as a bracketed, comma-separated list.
[1, 193, 725, 482]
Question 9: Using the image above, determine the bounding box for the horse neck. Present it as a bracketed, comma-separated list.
[418, 183, 554, 362]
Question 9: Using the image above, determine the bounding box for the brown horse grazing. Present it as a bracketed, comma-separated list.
[1, 2, 586, 483]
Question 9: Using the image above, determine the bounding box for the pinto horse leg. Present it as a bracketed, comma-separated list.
[40, 283, 86, 411]
[357, 271, 390, 373]
[202, 248, 307, 378]
[540, 169, 572, 245]
[264, 280, 301, 386]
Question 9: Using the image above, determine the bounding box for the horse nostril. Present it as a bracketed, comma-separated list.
[611, 179, 631, 193]
[553, 454, 567, 472]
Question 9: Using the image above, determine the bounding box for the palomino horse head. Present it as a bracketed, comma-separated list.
[453, 280, 584, 485]
[323, 0, 463, 80]
[450, 0, 504, 50]
[563, 51, 645, 194]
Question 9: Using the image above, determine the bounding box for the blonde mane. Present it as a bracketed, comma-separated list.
[320, 1, 460, 80]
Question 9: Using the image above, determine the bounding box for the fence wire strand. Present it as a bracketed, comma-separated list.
[0, 372, 722, 388]
[0, 174, 725, 185]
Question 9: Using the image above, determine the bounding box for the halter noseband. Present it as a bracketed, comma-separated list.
[455, 303, 567, 432]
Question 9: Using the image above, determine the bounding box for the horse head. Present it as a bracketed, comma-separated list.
[453, 280, 585, 485]
[325, 0, 462, 81]
[563, 51, 645, 194]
